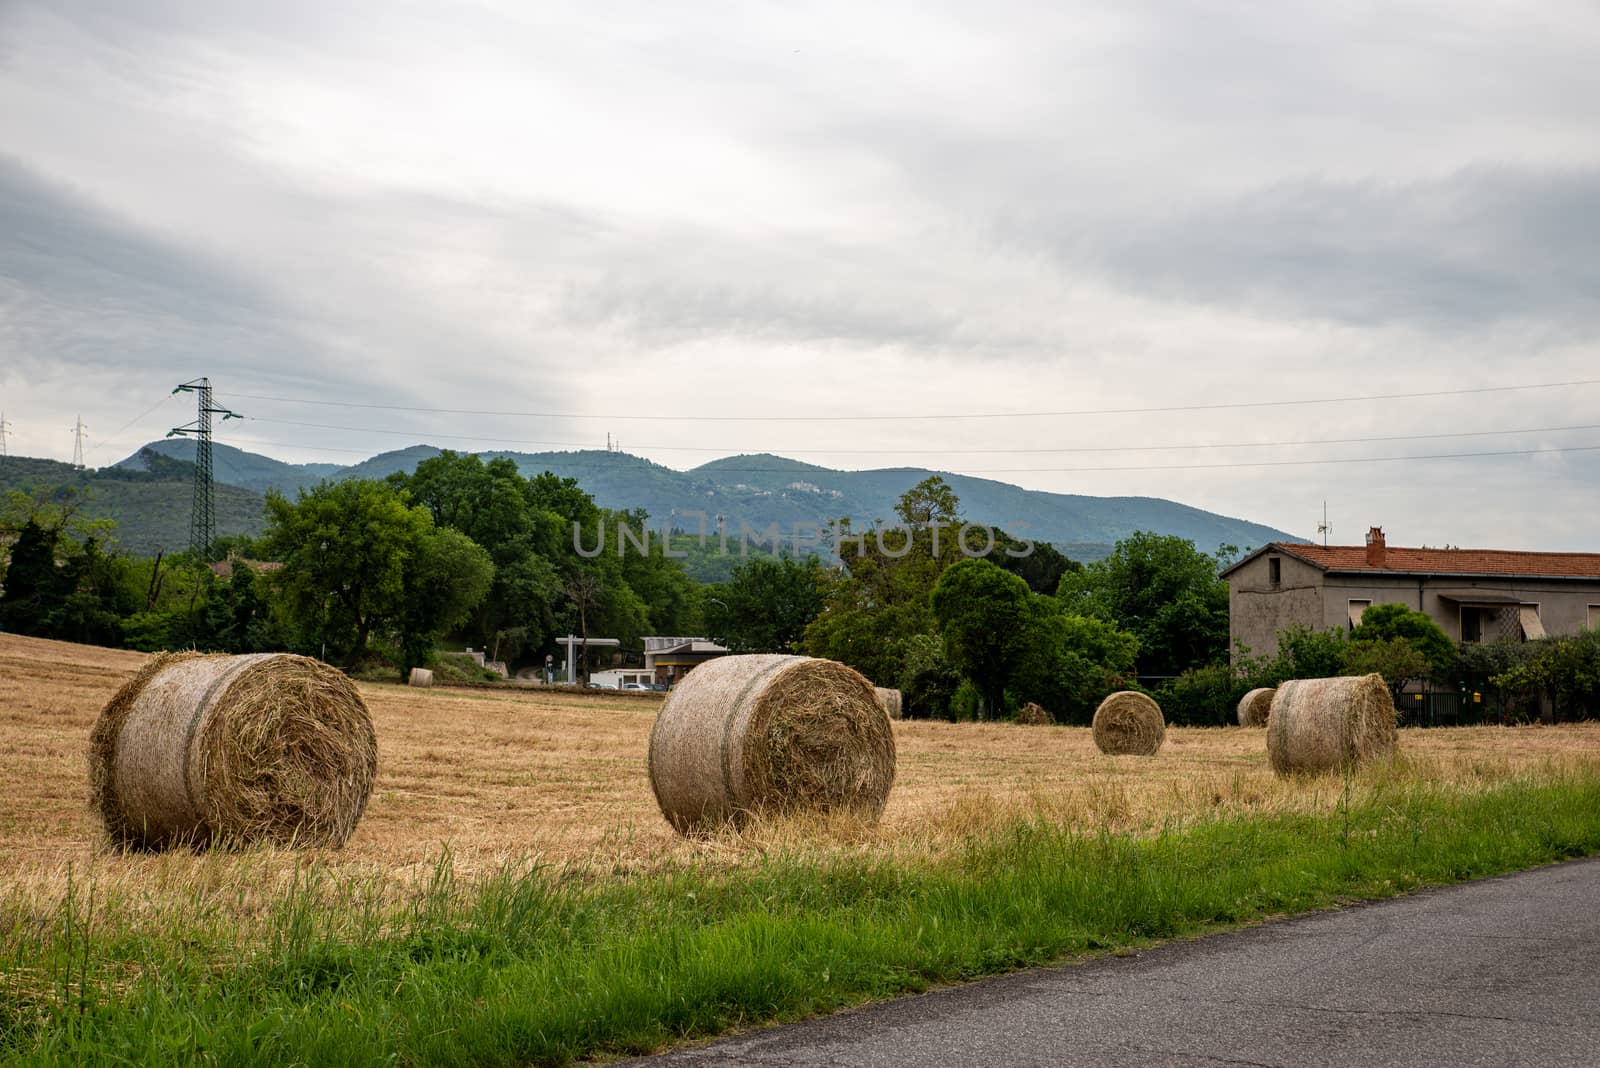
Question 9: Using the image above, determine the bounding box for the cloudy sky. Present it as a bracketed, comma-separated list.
[2, 0, 1598, 549]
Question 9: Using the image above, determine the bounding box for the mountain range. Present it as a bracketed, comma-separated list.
[1, 440, 1301, 565]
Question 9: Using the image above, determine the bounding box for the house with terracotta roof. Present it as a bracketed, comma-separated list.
[1221, 527, 1600, 660]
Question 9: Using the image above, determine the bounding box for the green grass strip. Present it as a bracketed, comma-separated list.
[5, 772, 1600, 1066]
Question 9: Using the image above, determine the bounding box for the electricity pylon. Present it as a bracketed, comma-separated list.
[169, 378, 241, 560]
[71, 416, 87, 470]
[0, 411, 12, 457]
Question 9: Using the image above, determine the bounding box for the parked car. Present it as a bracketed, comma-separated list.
[623, 683, 651, 691]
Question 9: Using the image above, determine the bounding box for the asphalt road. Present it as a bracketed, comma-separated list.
[626, 857, 1600, 1067]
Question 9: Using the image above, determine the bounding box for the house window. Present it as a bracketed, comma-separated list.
[1461, 605, 1519, 643]
[1590, 605, 1598, 630]
[1347, 600, 1371, 630]
[1268, 557, 1281, 585]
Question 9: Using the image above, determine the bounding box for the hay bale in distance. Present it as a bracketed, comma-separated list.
[1014, 701, 1054, 726]
[409, 667, 434, 688]
[874, 686, 903, 720]
[1092, 691, 1165, 755]
[89, 652, 378, 850]
[1237, 686, 1275, 728]
[1266, 674, 1397, 776]
[648, 654, 896, 833]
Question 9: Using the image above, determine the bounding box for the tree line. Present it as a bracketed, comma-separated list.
[2, 463, 1596, 720]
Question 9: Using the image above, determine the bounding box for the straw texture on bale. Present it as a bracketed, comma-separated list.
[408, 667, 434, 688]
[1266, 674, 1397, 776]
[648, 654, 896, 833]
[1015, 701, 1054, 726]
[88, 652, 378, 850]
[874, 686, 903, 720]
[1237, 687, 1276, 728]
[1092, 691, 1166, 755]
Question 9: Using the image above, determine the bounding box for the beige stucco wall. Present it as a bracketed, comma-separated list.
[1228, 551, 1324, 661]
[1229, 553, 1600, 659]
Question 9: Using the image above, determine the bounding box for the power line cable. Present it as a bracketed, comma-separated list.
[222, 376, 1600, 423]
[85, 394, 176, 461]
[241, 415, 1600, 456]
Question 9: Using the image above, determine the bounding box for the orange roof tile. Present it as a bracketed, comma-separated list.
[1269, 543, 1600, 580]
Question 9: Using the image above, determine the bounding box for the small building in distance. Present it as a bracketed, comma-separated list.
[643, 636, 731, 685]
[1222, 527, 1600, 660]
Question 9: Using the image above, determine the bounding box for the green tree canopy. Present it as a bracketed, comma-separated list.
[397, 527, 496, 677]
[1056, 531, 1230, 678]
[264, 479, 436, 664]
[1345, 635, 1432, 696]
[706, 555, 826, 653]
[930, 557, 1033, 719]
[1009, 600, 1139, 724]
[894, 475, 961, 526]
[1350, 603, 1454, 678]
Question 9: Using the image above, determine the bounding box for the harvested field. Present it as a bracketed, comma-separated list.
[5, 632, 1600, 923]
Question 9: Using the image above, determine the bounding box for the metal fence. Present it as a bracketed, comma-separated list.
[1396, 687, 1515, 728]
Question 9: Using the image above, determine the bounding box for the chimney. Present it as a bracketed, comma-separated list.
[1365, 526, 1386, 567]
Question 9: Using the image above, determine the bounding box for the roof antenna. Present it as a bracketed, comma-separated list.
[1317, 502, 1332, 547]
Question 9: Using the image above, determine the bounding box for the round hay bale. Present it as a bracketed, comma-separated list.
[1015, 701, 1054, 726]
[1237, 686, 1275, 728]
[1092, 691, 1165, 755]
[648, 654, 896, 833]
[88, 652, 378, 850]
[1266, 674, 1397, 777]
[873, 686, 903, 720]
[408, 667, 434, 688]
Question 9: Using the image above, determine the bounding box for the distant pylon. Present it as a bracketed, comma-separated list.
[71, 416, 87, 471]
[0, 411, 12, 457]
[168, 378, 241, 560]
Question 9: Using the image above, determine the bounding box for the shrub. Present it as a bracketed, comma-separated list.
[1157, 663, 1252, 726]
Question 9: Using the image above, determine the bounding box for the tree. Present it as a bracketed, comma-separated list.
[930, 558, 1032, 719]
[896, 631, 963, 719]
[1056, 532, 1230, 678]
[1350, 603, 1454, 679]
[563, 570, 603, 679]
[1010, 601, 1139, 724]
[0, 520, 67, 635]
[1491, 630, 1600, 721]
[264, 480, 434, 664]
[998, 536, 1080, 595]
[1344, 635, 1432, 697]
[804, 480, 972, 689]
[894, 475, 960, 526]
[1239, 624, 1349, 687]
[389, 452, 566, 656]
[397, 528, 495, 678]
[706, 556, 826, 653]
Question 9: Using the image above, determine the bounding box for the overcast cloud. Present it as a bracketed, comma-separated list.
[2, 0, 1597, 550]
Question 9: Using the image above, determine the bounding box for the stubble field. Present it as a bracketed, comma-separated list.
[5, 629, 1600, 924]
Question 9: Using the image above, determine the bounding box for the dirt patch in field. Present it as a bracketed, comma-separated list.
[5, 632, 1600, 919]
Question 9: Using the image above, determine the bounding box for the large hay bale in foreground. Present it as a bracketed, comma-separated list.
[648, 654, 896, 833]
[89, 653, 377, 850]
[1266, 674, 1397, 776]
[874, 686, 903, 720]
[1237, 687, 1275, 728]
[1092, 691, 1165, 755]
[408, 667, 434, 688]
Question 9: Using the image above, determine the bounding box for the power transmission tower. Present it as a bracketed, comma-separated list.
[0, 411, 11, 457]
[168, 378, 241, 560]
[71, 416, 87, 470]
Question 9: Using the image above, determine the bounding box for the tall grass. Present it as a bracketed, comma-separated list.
[5, 770, 1600, 1066]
